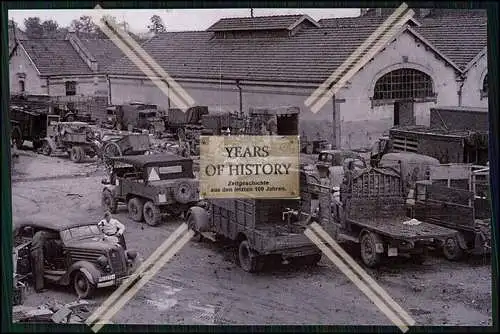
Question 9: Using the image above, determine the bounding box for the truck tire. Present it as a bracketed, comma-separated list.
[128, 197, 145, 222]
[102, 189, 118, 214]
[70, 146, 83, 163]
[442, 236, 464, 261]
[174, 181, 194, 204]
[238, 240, 262, 273]
[41, 141, 52, 156]
[360, 232, 383, 268]
[143, 201, 161, 226]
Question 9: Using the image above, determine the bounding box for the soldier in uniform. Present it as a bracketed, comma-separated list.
[98, 211, 127, 249]
[31, 230, 59, 292]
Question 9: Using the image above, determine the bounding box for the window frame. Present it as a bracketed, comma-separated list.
[65, 81, 77, 96]
[372, 68, 436, 106]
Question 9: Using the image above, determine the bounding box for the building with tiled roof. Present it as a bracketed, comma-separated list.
[105, 9, 487, 149]
[9, 9, 488, 149]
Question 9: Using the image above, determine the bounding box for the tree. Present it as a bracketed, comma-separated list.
[148, 15, 166, 34]
[24, 17, 44, 39]
[41, 19, 59, 38]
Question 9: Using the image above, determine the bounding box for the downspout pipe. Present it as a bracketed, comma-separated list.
[106, 74, 112, 105]
[457, 75, 465, 107]
[236, 80, 243, 116]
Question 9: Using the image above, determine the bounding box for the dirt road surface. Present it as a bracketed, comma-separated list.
[10, 151, 492, 326]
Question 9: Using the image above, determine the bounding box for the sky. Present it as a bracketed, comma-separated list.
[8, 8, 361, 33]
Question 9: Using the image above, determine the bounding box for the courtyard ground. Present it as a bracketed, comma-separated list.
[9, 150, 492, 326]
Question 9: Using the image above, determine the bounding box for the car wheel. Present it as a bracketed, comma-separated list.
[73, 271, 95, 299]
[238, 240, 262, 273]
[102, 189, 118, 214]
[143, 201, 161, 226]
[360, 232, 383, 268]
[128, 198, 145, 222]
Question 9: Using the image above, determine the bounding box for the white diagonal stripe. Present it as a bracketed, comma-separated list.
[89, 5, 194, 111]
[93, 5, 195, 108]
[305, 228, 410, 332]
[310, 9, 414, 113]
[86, 223, 189, 325]
[90, 230, 194, 333]
[305, 3, 409, 108]
[310, 222, 415, 326]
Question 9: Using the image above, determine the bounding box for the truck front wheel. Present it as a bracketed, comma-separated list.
[238, 240, 263, 273]
[360, 232, 383, 268]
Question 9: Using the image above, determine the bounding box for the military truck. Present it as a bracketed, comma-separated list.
[370, 126, 488, 167]
[101, 153, 201, 226]
[40, 117, 102, 163]
[10, 106, 48, 150]
[412, 179, 491, 261]
[165, 106, 209, 138]
[329, 166, 459, 267]
[104, 103, 165, 135]
[185, 106, 330, 273]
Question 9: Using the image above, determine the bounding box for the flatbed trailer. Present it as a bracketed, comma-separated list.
[329, 167, 458, 267]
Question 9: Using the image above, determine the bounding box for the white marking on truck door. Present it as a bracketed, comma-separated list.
[148, 167, 160, 181]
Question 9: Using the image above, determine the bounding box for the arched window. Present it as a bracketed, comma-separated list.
[19, 80, 25, 93]
[373, 68, 435, 100]
[482, 74, 488, 96]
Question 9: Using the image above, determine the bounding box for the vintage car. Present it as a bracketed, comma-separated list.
[101, 153, 201, 226]
[13, 216, 140, 299]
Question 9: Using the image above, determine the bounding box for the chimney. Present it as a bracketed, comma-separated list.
[375, 8, 382, 17]
[360, 8, 369, 16]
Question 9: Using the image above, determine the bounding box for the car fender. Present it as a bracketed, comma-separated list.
[66, 261, 102, 286]
[186, 206, 210, 232]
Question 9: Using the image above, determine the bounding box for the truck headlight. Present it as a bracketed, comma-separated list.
[126, 250, 137, 260]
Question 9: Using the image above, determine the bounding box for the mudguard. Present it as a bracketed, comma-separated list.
[65, 261, 102, 286]
[186, 206, 210, 232]
[456, 232, 468, 250]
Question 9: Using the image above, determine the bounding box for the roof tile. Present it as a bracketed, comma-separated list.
[107, 25, 380, 83]
[20, 39, 93, 76]
[207, 14, 306, 31]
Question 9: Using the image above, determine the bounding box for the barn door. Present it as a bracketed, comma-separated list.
[394, 100, 415, 126]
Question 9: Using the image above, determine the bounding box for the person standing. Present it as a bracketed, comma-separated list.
[30, 230, 58, 292]
[98, 212, 127, 249]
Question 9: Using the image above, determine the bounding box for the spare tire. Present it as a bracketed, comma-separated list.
[174, 181, 193, 204]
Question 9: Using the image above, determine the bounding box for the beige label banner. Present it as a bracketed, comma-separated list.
[199, 135, 300, 199]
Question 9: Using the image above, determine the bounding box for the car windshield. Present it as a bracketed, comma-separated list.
[61, 225, 102, 242]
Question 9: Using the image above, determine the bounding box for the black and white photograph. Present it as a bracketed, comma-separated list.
[8, 5, 492, 328]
